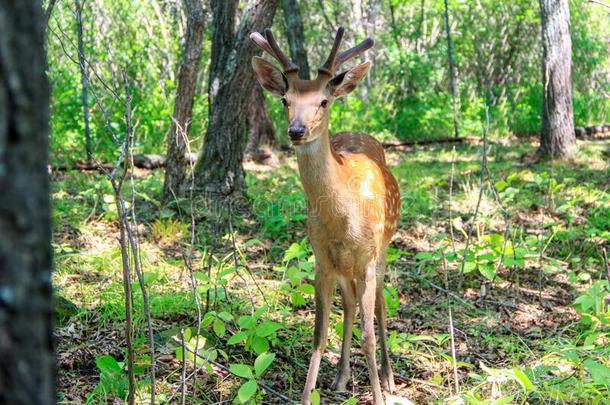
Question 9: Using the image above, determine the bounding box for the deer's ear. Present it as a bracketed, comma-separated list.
[252, 56, 288, 97]
[328, 61, 371, 97]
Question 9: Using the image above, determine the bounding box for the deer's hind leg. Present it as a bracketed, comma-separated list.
[357, 263, 384, 405]
[332, 276, 357, 392]
[375, 258, 396, 393]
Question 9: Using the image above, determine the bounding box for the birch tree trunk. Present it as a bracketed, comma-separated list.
[538, 0, 575, 158]
[162, 0, 204, 202]
[0, 1, 55, 403]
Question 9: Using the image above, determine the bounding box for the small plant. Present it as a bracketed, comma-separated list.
[174, 328, 219, 374]
[227, 306, 283, 355]
[229, 352, 276, 403]
[88, 355, 129, 402]
[274, 239, 315, 307]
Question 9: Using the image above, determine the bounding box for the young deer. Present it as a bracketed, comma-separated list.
[250, 27, 400, 405]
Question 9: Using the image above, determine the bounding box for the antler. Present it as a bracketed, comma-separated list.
[318, 27, 374, 77]
[250, 29, 299, 78]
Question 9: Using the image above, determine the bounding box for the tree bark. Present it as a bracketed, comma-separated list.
[443, 0, 459, 138]
[162, 0, 205, 202]
[194, 0, 279, 198]
[208, 0, 238, 107]
[245, 85, 277, 158]
[538, 0, 575, 158]
[281, 0, 310, 80]
[0, 1, 55, 404]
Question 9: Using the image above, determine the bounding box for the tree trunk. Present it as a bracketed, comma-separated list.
[538, 0, 575, 158]
[208, 0, 238, 107]
[0, 1, 55, 404]
[245, 85, 277, 160]
[443, 0, 459, 138]
[281, 0, 310, 80]
[162, 0, 204, 202]
[194, 0, 279, 198]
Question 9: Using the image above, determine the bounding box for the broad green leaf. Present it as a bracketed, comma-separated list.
[228, 331, 249, 345]
[237, 379, 258, 403]
[183, 328, 192, 343]
[512, 367, 535, 392]
[310, 389, 320, 405]
[250, 335, 270, 354]
[291, 291, 306, 307]
[229, 364, 254, 379]
[297, 283, 315, 295]
[584, 359, 610, 385]
[478, 264, 496, 281]
[96, 355, 122, 373]
[254, 352, 275, 377]
[256, 321, 283, 337]
[213, 319, 226, 337]
[217, 311, 234, 322]
[238, 315, 255, 329]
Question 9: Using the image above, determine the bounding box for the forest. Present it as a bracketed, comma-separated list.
[0, 0, 609, 404]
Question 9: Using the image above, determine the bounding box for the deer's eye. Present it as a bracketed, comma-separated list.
[320, 99, 329, 108]
[281, 98, 288, 107]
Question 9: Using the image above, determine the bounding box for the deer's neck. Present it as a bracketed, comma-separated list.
[295, 128, 340, 200]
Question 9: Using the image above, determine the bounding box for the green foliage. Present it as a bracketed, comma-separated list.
[88, 355, 129, 402]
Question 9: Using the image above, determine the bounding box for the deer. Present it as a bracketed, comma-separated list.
[250, 27, 401, 405]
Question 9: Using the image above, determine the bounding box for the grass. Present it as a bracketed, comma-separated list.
[52, 137, 610, 404]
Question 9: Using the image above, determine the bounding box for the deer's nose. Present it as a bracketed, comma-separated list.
[288, 124, 306, 140]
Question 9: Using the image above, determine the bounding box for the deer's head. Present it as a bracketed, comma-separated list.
[250, 27, 373, 145]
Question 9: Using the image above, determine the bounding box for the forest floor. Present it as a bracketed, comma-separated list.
[52, 137, 610, 404]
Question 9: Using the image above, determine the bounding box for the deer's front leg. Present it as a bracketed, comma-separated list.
[358, 265, 384, 405]
[331, 277, 356, 392]
[301, 267, 336, 405]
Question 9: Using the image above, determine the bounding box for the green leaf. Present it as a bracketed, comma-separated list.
[217, 311, 234, 322]
[245, 238, 263, 247]
[297, 283, 315, 295]
[255, 321, 283, 337]
[229, 364, 254, 379]
[228, 331, 249, 345]
[238, 379, 258, 403]
[183, 328, 192, 343]
[175, 346, 184, 361]
[238, 315, 255, 329]
[96, 355, 122, 373]
[291, 291, 306, 307]
[283, 242, 307, 262]
[213, 319, 226, 337]
[250, 335, 270, 354]
[310, 389, 320, 405]
[512, 367, 535, 392]
[193, 271, 210, 283]
[478, 264, 496, 281]
[254, 352, 275, 377]
[584, 359, 610, 385]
